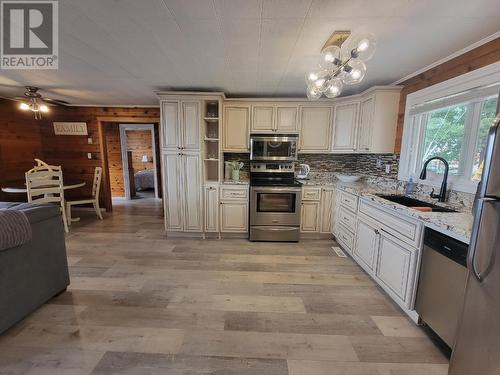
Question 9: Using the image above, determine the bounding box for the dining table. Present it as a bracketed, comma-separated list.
[1, 179, 87, 222]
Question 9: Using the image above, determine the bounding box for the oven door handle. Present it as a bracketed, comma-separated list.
[252, 187, 302, 193]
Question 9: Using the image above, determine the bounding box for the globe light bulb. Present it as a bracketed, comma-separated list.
[343, 59, 366, 85]
[40, 105, 49, 113]
[319, 45, 340, 70]
[306, 85, 322, 100]
[20, 102, 30, 110]
[347, 33, 376, 61]
[324, 78, 343, 98]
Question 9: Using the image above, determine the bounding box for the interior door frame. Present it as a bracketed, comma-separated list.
[119, 123, 159, 200]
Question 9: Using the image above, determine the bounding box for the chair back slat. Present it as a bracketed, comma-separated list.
[92, 167, 103, 199]
[25, 165, 64, 205]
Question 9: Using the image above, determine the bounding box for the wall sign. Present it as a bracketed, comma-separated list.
[53, 122, 88, 135]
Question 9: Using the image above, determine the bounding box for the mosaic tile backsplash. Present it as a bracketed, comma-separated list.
[223, 152, 475, 209]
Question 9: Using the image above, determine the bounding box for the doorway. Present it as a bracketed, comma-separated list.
[119, 124, 159, 200]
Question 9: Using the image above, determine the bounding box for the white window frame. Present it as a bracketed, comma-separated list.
[399, 61, 500, 194]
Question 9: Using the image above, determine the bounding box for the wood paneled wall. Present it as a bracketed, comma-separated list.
[395, 37, 500, 152]
[126, 130, 154, 173]
[104, 124, 125, 197]
[0, 99, 45, 201]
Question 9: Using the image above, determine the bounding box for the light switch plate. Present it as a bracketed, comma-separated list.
[87, 153, 92, 159]
[87, 137, 93, 144]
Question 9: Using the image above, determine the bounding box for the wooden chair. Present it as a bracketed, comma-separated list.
[66, 167, 103, 224]
[25, 165, 69, 233]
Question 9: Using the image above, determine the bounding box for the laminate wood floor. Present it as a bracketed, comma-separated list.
[0, 198, 449, 374]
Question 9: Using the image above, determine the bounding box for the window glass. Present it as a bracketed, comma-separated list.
[422, 104, 468, 175]
[471, 96, 499, 181]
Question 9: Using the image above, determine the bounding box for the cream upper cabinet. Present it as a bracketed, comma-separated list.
[250, 104, 298, 133]
[181, 101, 201, 150]
[223, 105, 250, 152]
[357, 96, 375, 152]
[161, 101, 180, 149]
[160, 100, 200, 150]
[299, 106, 333, 152]
[359, 89, 401, 153]
[252, 105, 274, 132]
[332, 101, 358, 152]
[276, 106, 298, 132]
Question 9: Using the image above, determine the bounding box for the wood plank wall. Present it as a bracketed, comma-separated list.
[395, 37, 500, 152]
[126, 130, 154, 173]
[104, 123, 125, 197]
[0, 101, 159, 206]
[0, 99, 45, 201]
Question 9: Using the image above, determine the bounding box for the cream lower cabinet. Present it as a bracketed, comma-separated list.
[353, 216, 380, 275]
[320, 188, 335, 233]
[301, 201, 320, 232]
[204, 185, 219, 232]
[376, 231, 418, 307]
[163, 150, 202, 232]
[220, 186, 249, 233]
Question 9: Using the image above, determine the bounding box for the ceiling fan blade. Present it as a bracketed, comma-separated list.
[42, 97, 70, 106]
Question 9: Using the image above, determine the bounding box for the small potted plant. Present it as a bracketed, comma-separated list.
[230, 161, 244, 181]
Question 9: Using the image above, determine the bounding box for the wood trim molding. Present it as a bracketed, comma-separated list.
[96, 116, 160, 123]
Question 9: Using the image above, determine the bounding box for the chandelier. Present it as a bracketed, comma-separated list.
[305, 31, 376, 100]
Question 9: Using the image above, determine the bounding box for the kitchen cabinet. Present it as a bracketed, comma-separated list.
[204, 185, 219, 232]
[251, 104, 298, 133]
[221, 202, 248, 232]
[299, 106, 332, 152]
[161, 100, 201, 150]
[353, 216, 379, 275]
[162, 150, 202, 232]
[376, 230, 417, 306]
[320, 188, 335, 233]
[357, 96, 374, 151]
[220, 186, 249, 233]
[301, 201, 320, 232]
[223, 105, 250, 152]
[332, 101, 358, 152]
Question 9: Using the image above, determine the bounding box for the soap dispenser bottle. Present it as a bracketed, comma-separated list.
[405, 176, 416, 195]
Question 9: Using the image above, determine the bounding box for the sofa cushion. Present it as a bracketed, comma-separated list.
[0, 202, 61, 224]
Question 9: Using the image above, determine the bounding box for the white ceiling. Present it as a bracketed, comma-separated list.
[0, 0, 498, 105]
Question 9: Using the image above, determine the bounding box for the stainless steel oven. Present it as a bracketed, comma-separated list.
[250, 134, 298, 161]
[250, 186, 302, 241]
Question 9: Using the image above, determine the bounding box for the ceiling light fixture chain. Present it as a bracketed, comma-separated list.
[305, 31, 376, 100]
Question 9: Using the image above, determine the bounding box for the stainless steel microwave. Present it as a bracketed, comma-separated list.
[249, 134, 298, 161]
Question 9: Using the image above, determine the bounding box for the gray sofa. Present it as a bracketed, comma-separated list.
[0, 202, 70, 334]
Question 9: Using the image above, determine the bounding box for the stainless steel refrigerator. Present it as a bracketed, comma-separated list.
[448, 104, 500, 374]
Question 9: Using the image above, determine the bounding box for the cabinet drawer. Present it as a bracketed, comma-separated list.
[358, 199, 422, 247]
[220, 186, 248, 200]
[336, 223, 354, 253]
[338, 206, 356, 233]
[302, 187, 321, 201]
[338, 190, 358, 212]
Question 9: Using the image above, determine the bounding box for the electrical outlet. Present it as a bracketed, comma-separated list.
[87, 153, 92, 159]
[87, 137, 93, 144]
[385, 164, 391, 173]
[376, 159, 382, 168]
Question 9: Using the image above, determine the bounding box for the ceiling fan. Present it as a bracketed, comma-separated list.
[14, 86, 69, 120]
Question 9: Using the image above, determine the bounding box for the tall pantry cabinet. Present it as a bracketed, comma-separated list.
[159, 95, 204, 233]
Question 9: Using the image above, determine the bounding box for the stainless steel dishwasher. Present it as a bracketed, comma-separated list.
[415, 228, 468, 347]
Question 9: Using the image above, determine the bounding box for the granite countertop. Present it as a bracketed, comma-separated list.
[222, 180, 249, 185]
[334, 182, 474, 244]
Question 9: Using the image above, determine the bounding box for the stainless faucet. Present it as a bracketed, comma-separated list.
[419, 157, 449, 203]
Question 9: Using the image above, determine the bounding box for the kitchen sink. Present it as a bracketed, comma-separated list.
[376, 194, 458, 213]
